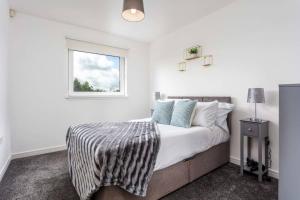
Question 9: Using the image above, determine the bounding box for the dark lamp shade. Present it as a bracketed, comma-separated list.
[247, 88, 265, 103]
[154, 92, 161, 100]
[122, 0, 145, 22]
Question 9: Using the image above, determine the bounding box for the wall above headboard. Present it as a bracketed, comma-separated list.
[149, 0, 300, 178]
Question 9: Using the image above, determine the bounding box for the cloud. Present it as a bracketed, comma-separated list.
[76, 51, 114, 71]
[73, 51, 120, 91]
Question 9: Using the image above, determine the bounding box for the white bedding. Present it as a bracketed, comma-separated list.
[132, 118, 230, 171]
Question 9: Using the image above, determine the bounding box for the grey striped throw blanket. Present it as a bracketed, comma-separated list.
[66, 121, 160, 200]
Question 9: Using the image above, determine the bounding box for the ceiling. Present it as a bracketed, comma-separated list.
[9, 0, 235, 42]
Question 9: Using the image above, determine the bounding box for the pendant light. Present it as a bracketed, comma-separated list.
[122, 0, 145, 22]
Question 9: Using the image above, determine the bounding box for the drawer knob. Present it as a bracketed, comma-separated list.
[248, 128, 252, 132]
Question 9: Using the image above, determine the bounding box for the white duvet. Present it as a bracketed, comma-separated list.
[132, 118, 230, 171]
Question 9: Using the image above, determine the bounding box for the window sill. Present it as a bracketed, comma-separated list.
[65, 94, 128, 100]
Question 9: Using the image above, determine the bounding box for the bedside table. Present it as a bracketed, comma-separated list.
[240, 119, 269, 181]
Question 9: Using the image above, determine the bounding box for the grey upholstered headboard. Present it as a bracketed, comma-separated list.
[167, 96, 232, 134]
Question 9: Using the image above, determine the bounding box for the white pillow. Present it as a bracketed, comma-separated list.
[192, 101, 218, 127]
[216, 102, 234, 132]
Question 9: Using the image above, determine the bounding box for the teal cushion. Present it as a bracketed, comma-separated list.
[152, 101, 175, 125]
[170, 100, 197, 128]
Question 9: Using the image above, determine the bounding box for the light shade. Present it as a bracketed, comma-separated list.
[122, 0, 145, 22]
[247, 88, 265, 103]
[154, 92, 161, 100]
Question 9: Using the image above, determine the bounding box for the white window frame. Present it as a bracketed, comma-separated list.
[66, 38, 128, 98]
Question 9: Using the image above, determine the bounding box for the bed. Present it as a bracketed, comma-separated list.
[93, 96, 232, 200]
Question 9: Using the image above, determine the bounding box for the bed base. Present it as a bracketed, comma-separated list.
[94, 141, 230, 200]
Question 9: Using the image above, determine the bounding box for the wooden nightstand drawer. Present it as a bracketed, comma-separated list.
[242, 122, 258, 137]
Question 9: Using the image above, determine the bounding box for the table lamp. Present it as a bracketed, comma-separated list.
[154, 92, 161, 101]
[247, 88, 265, 121]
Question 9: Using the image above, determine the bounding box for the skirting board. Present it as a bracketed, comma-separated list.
[11, 145, 67, 159]
[230, 156, 279, 179]
[0, 155, 11, 183]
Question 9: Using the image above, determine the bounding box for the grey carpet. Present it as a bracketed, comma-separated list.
[0, 151, 278, 200]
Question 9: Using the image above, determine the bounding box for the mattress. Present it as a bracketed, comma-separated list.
[132, 118, 230, 171]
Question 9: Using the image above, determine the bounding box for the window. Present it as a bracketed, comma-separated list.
[67, 39, 127, 98]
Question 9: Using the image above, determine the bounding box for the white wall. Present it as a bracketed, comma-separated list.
[8, 13, 150, 155]
[149, 0, 300, 176]
[0, 0, 11, 181]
